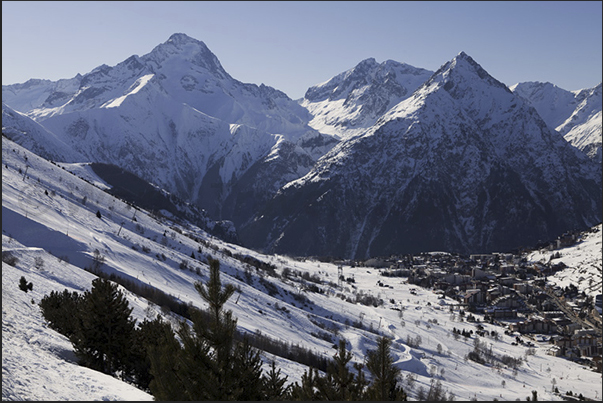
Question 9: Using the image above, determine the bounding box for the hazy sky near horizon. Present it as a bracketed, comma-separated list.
[2, 1, 602, 99]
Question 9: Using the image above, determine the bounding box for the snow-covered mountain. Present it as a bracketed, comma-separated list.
[3, 35, 602, 259]
[511, 81, 602, 162]
[241, 52, 602, 259]
[2, 102, 84, 163]
[300, 58, 433, 139]
[2, 33, 335, 224]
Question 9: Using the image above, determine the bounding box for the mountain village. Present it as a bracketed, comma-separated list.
[343, 233, 603, 373]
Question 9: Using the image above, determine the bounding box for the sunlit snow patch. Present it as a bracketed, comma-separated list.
[102, 74, 154, 109]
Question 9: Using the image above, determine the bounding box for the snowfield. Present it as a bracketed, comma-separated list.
[527, 224, 602, 298]
[2, 137, 602, 400]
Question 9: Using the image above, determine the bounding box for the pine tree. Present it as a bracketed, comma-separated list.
[290, 367, 320, 400]
[173, 316, 216, 400]
[130, 315, 176, 392]
[70, 278, 136, 376]
[194, 257, 237, 363]
[365, 336, 407, 401]
[262, 360, 291, 400]
[192, 257, 240, 399]
[151, 258, 254, 400]
[319, 339, 367, 400]
[39, 289, 83, 338]
[147, 319, 188, 401]
[231, 336, 264, 400]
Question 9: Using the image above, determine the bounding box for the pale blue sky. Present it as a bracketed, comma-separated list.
[2, 1, 602, 99]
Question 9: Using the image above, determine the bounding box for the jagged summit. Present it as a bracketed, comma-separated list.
[143, 33, 229, 79]
[422, 51, 511, 96]
[167, 32, 202, 44]
[512, 80, 602, 162]
[1, 33, 329, 229]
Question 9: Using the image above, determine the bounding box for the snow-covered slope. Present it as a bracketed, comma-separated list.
[2, 102, 84, 163]
[527, 224, 602, 298]
[2, 33, 334, 224]
[241, 52, 602, 259]
[4, 134, 602, 401]
[511, 82, 602, 162]
[300, 58, 433, 139]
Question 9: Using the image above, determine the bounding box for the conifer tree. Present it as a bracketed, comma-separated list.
[147, 319, 188, 401]
[290, 367, 320, 400]
[151, 258, 258, 400]
[262, 360, 291, 400]
[39, 289, 82, 338]
[231, 336, 264, 400]
[174, 316, 216, 400]
[130, 315, 176, 392]
[19, 276, 33, 292]
[70, 278, 136, 376]
[320, 339, 366, 400]
[365, 336, 407, 401]
[191, 257, 240, 399]
[194, 257, 237, 363]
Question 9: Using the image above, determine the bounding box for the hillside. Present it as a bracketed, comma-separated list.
[3, 136, 602, 401]
[527, 224, 602, 298]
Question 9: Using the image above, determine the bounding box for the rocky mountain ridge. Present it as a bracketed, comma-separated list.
[240, 52, 602, 258]
[2, 33, 336, 225]
[511, 81, 602, 162]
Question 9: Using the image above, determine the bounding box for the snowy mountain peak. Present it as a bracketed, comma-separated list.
[301, 57, 433, 138]
[143, 33, 229, 79]
[428, 51, 511, 95]
[511, 80, 602, 162]
[167, 32, 202, 45]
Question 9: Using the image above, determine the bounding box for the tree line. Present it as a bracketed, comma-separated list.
[39, 258, 409, 400]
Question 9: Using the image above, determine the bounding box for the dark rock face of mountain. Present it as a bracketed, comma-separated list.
[240, 53, 602, 259]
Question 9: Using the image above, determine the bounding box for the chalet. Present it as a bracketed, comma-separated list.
[486, 286, 501, 303]
[499, 264, 515, 275]
[546, 345, 562, 356]
[542, 310, 564, 319]
[491, 294, 526, 310]
[556, 232, 578, 249]
[553, 335, 573, 350]
[470, 254, 494, 263]
[592, 355, 602, 372]
[498, 276, 518, 287]
[443, 273, 471, 285]
[364, 258, 390, 268]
